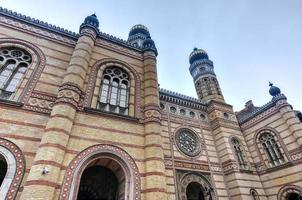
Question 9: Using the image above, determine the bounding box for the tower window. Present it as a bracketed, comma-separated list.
[97, 67, 130, 115]
[231, 138, 247, 168]
[0, 48, 31, 100]
[203, 78, 212, 95]
[170, 106, 176, 113]
[259, 132, 284, 167]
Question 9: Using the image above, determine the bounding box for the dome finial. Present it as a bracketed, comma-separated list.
[269, 81, 281, 97]
[269, 81, 273, 87]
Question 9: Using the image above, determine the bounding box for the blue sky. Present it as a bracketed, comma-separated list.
[2, 0, 301, 111]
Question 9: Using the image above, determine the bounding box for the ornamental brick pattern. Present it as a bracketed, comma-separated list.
[0, 138, 25, 200]
[0, 7, 301, 200]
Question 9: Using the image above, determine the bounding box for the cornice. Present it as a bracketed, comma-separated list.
[159, 88, 207, 110]
[237, 94, 287, 125]
[0, 7, 143, 53]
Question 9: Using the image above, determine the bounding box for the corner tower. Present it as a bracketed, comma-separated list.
[127, 24, 150, 48]
[189, 48, 224, 102]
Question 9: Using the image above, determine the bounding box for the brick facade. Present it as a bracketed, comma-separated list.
[0, 7, 301, 200]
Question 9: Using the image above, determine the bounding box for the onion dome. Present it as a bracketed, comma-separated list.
[269, 82, 281, 97]
[128, 24, 150, 48]
[129, 24, 150, 38]
[80, 14, 99, 33]
[142, 36, 158, 56]
[189, 48, 209, 64]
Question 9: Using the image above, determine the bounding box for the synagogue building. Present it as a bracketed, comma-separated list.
[0, 7, 302, 200]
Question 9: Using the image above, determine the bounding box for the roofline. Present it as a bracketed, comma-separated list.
[237, 94, 287, 124]
[0, 7, 143, 53]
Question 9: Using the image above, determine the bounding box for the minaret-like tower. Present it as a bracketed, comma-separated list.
[189, 48, 224, 102]
[127, 24, 150, 48]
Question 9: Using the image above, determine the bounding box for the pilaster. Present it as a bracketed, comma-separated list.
[20, 25, 97, 200]
[142, 50, 167, 200]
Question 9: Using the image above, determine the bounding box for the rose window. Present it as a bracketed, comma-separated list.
[175, 129, 201, 157]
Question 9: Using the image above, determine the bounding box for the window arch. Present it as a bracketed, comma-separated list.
[212, 77, 221, 95]
[203, 78, 212, 95]
[97, 67, 130, 115]
[259, 132, 284, 167]
[0, 47, 32, 100]
[231, 137, 247, 169]
[0, 138, 25, 200]
[250, 189, 259, 200]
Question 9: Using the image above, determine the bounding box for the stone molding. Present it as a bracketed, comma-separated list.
[80, 28, 97, 40]
[0, 38, 46, 106]
[55, 82, 83, 109]
[59, 144, 141, 200]
[177, 171, 216, 200]
[277, 185, 302, 200]
[84, 58, 142, 118]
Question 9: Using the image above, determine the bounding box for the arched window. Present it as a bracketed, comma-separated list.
[231, 138, 246, 168]
[203, 78, 212, 95]
[0, 47, 31, 99]
[98, 67, 130, 115]
[259, 132, 284, 167]
[212, 77, 221, 95]
[250, 189, 259, 200]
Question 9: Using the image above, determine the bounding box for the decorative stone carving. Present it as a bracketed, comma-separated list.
[55, 83, 83, 109]
[176, 171, 216, 200]
[80, 28, 97, 40]
[0, 138, 25, 200]
[59, 144, 141, 200]
[175, 129, 202, 157]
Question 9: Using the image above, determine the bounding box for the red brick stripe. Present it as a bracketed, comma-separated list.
[141, 188, 166, 193]
[25, 180, 60, 189]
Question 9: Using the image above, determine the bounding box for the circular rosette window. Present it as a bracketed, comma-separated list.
[175, 129, 202, 157]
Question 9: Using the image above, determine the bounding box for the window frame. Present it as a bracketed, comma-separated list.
[97, 66, 130, 115]
[255, 128, 289, 169]
[0, 47, 32, 100]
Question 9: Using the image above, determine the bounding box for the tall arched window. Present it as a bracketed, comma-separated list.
[98, 67, 130, 115]
[0, 47, 31, 100]
[259, 132, 284, 167]
[204, 78, 212, 95]
[231, 138, 246, 168]
[212, 77, 221, 95]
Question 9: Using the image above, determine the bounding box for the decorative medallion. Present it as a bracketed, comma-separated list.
[175, 129, 201, 157]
